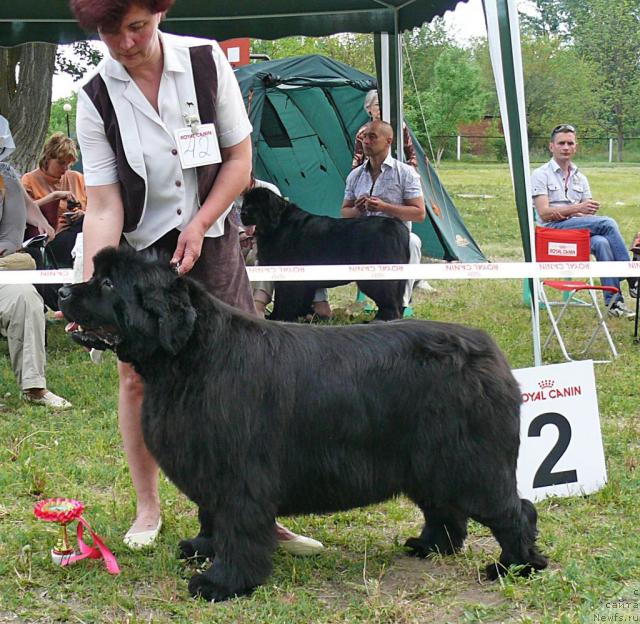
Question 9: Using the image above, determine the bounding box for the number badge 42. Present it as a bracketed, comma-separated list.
[174, 124, 221, 169]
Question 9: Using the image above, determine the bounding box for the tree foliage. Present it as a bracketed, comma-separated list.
[404, 47, 488, 163]
[402, 20, 455, 90]
[519, 0, 579, 38]
[519, 35, 603, 138]
[570, 0, 640, 159]
[523, 0, 640, 160]
[251, 34, 374, 75]
[56, 41, 102, 81]
[49, 94, 78, 138]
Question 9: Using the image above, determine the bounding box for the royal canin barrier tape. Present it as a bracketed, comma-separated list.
[3, 261, 640, 284]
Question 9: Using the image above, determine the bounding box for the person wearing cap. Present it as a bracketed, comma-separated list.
[531, 124, 635, 318]
[0, 115, 72, 409]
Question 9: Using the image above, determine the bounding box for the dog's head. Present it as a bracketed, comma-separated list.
[240, 187, 289, 235]
[58, 247, 196, 364]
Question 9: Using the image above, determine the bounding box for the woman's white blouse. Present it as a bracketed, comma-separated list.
[77, 32, 252, 250]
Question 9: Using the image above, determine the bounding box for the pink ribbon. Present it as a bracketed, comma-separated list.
[60, 516, 120, 575]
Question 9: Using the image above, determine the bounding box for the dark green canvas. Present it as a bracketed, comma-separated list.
[236, 55, 485, 262]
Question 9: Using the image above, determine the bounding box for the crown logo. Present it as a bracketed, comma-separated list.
[538, 379, 555, 389]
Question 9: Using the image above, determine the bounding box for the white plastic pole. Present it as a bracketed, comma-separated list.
[457, 135, 461, 161]
[608, 138, 613, 163]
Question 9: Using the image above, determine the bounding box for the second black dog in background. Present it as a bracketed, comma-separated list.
[241, 187, 409, 321]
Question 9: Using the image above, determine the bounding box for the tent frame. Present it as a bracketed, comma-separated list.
[1, 0, 540, 361]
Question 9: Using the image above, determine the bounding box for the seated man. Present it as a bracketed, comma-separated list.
[0, 115, 71, 409]
[531, 124, 634, 318]
[341, 119, 426, 310]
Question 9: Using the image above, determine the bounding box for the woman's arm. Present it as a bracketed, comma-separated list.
[23, 187, 55, 240]
[82, 183, 125, 280]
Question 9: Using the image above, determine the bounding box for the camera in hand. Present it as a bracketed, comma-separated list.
[66, 198, 82, 210]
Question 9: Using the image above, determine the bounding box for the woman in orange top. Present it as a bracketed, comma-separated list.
[22, 133, 87, 267]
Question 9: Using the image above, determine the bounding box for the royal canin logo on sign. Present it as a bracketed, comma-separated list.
[521, 379, 583, 403]
[547, 242, 578, 257]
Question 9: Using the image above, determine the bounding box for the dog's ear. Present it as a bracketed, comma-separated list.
[265, 191, 287, 231]
[138, 278, 197, 355]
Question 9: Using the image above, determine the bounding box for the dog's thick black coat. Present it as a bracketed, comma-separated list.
[58, 248, 547, 602]
[241, 187, 409, 320]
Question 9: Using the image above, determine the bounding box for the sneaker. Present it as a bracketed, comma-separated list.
[608, 301, 636, 319]
[23, 390, 72, 409]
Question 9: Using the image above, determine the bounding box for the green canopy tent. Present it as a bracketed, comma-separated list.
[0, 2, 469, 46]
[1, 0, 541, 359]
[0, 2, 468, 194]
[0, 1, 526, 263]
[235, 54, 485, 262]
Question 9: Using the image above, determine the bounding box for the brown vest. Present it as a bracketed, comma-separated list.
[83, 45, 220, 233]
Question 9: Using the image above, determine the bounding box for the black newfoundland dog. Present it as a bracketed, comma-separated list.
[240, 187, 409, 321]
[58, 248, 547, 602]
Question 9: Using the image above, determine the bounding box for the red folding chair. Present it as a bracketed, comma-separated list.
[536, 226, 619, 362]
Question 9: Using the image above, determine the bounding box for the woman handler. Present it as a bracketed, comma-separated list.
[70, 0, 322, 554]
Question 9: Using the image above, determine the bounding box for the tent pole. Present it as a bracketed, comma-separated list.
[484, 0, 542, 366]
[375, 29, 403, 163]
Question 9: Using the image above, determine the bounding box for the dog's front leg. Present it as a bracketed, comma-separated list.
[178, 506, 217, 563]
[188, 501, 277, 602]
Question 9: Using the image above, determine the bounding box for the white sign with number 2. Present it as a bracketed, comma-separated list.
[514, 360, 607, 502]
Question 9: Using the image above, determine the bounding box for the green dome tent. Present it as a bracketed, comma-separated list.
[235, 54, 485, 262]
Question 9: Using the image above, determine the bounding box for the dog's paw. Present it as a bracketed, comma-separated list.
[188, 573, 251, 602]
[404, 536, 438, 558]
[405, 536, 457, 558]
[178, 537, 216, 562]
[484, 561, 507, 581]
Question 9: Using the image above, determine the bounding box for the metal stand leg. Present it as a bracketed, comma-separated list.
[634, 286, 640, 341]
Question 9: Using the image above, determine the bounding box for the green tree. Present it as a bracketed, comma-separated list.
[0, 41, 100, 173]
[523, 0, 640, 161]
[251, 34, 374, 75]
[49, 94, 78, 138]
[519, 35, 603, 139]
[404, 47, 488, 164]
[570, 0, 640, 160]
[56, 41, 102, 81]
[519, 0, 579, 37]
[402, 19, 454, 93]
[0, 44, 57, 173]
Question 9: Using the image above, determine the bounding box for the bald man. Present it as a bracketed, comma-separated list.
[341, 120, 426, 310]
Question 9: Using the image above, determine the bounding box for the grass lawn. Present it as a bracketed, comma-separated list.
[1, 162, 639, 623]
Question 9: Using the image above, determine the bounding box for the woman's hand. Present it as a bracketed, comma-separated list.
[171, 219, 207, 274]
[48, 190, 76, 203]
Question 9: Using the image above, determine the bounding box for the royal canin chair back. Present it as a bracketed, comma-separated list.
[535, 226, 618, 362]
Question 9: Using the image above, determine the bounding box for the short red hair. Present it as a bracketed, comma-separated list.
[69, 0, 175, 32]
